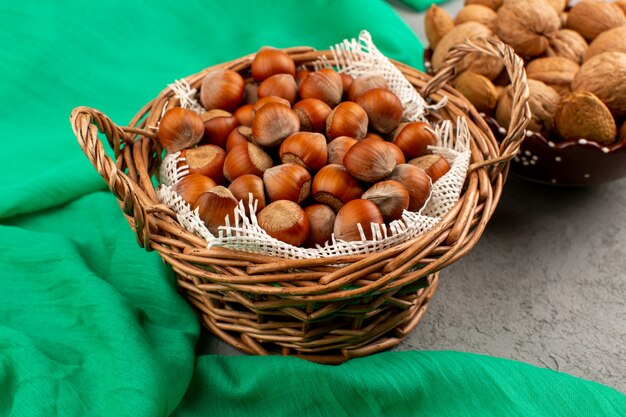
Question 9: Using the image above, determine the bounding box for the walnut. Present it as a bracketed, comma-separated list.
[566, 1, 626, 41]
[545, 29, 589, 65]
[431, 22, 504, 80]
[496, 79, 561, 133]
[555, 91, 617, 144]
[451, 72, 498, 112]
[425, 5, 455, 50]
[464, 0, 503, 10]
[525, 57, 580, 96]
[454, 5, 497, 31]
[572, 52, 626, 117]
[495, 0, 561, 59]
[585, 26, 626, 62]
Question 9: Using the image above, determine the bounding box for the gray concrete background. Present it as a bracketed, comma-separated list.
[202, 0, 626, 393]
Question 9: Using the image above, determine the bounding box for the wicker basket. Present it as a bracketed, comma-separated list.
[70, 38, 529, 364]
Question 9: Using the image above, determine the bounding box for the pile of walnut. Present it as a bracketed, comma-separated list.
[156, 46, 450, 248]
[426, 0, 626, 145]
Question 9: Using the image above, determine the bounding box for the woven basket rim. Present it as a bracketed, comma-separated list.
[70, 38, 530, 294]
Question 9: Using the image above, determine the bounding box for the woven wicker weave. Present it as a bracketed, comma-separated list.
[70, 38, 529, 364]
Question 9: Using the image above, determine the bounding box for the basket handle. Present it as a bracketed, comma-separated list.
[69, 106, 157, 249]
[421, 37, 530, 174]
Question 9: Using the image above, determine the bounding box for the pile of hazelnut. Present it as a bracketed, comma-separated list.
[156, 46, 450, 248]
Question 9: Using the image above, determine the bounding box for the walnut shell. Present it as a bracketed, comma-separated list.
[555, 91, 617, 144]
[572, 52, 626, 117]
[585, 26, 626, 62]
[496, 79, 561, 133]
[546, 0, 567, 13]
[425, 5, 455, 50]
[432, 22, 504, 80]
[566, 1, 626, 41]
[451, 72, 498, 112]
[454, 5, 497, 31]
[465, 0, 503, 10]
[545, 29, 589, 64]
[525, 57, 580, 96]
[495, 0, 560, 59]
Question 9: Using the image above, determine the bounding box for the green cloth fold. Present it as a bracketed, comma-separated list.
[1, 0, 625, 416]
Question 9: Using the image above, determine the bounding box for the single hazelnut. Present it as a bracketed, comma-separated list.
[339, 73, 354, 96]
[201, 109, 240, 149]
[343, 139, 397, 183]
[299, 68, 344, 107]
[388, 164, 432, 211]
[228, 174, 266, 214]
[333, 199, 384, 242]
[252, 96, 291, 112]
[193, 186, 239, 236]
[199, 69, 245, 112]
[257, 200, 309, 246]
[302, 204, 336, 248]
[157, 107, 204, 153]
[408, 155, 451, 183]
[327, 136, 357, 165]
[257, 74, 298, 104]
[326, 102, 369, 141]
[263, 163, 312, 204]
[251, 46, 296, 81]
[225, 126, 253, 152]
[356, 88, 403, 134]
[179, 144, 227, 185]
[385, 141, 406, 165]
[233, 104, 254, 126]
[173, 173, 217, 206]
[293, 98, 333, 133]
[346, 75, 389, 102]
[223, 142, 273, 182]
[312, 164, 365, 212]
[279, 132, 328, 171]
[251, 102, 300, 147]
[364, 132, 385, 141]
[362, 180, 410, 222]
[391, 122, 438, 160]
[295, 69, 310, 89]
[243, 83, 259, 105]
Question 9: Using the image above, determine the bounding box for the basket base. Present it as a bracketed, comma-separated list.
[180, 273, 439, 364]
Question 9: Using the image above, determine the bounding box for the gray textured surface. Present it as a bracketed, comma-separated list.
[397, 175, 626, 393]
[202, 1, 626, 394]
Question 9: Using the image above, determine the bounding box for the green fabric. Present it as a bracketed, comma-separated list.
[398, 0, 448, 12]
[0, 1, 624, 416]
